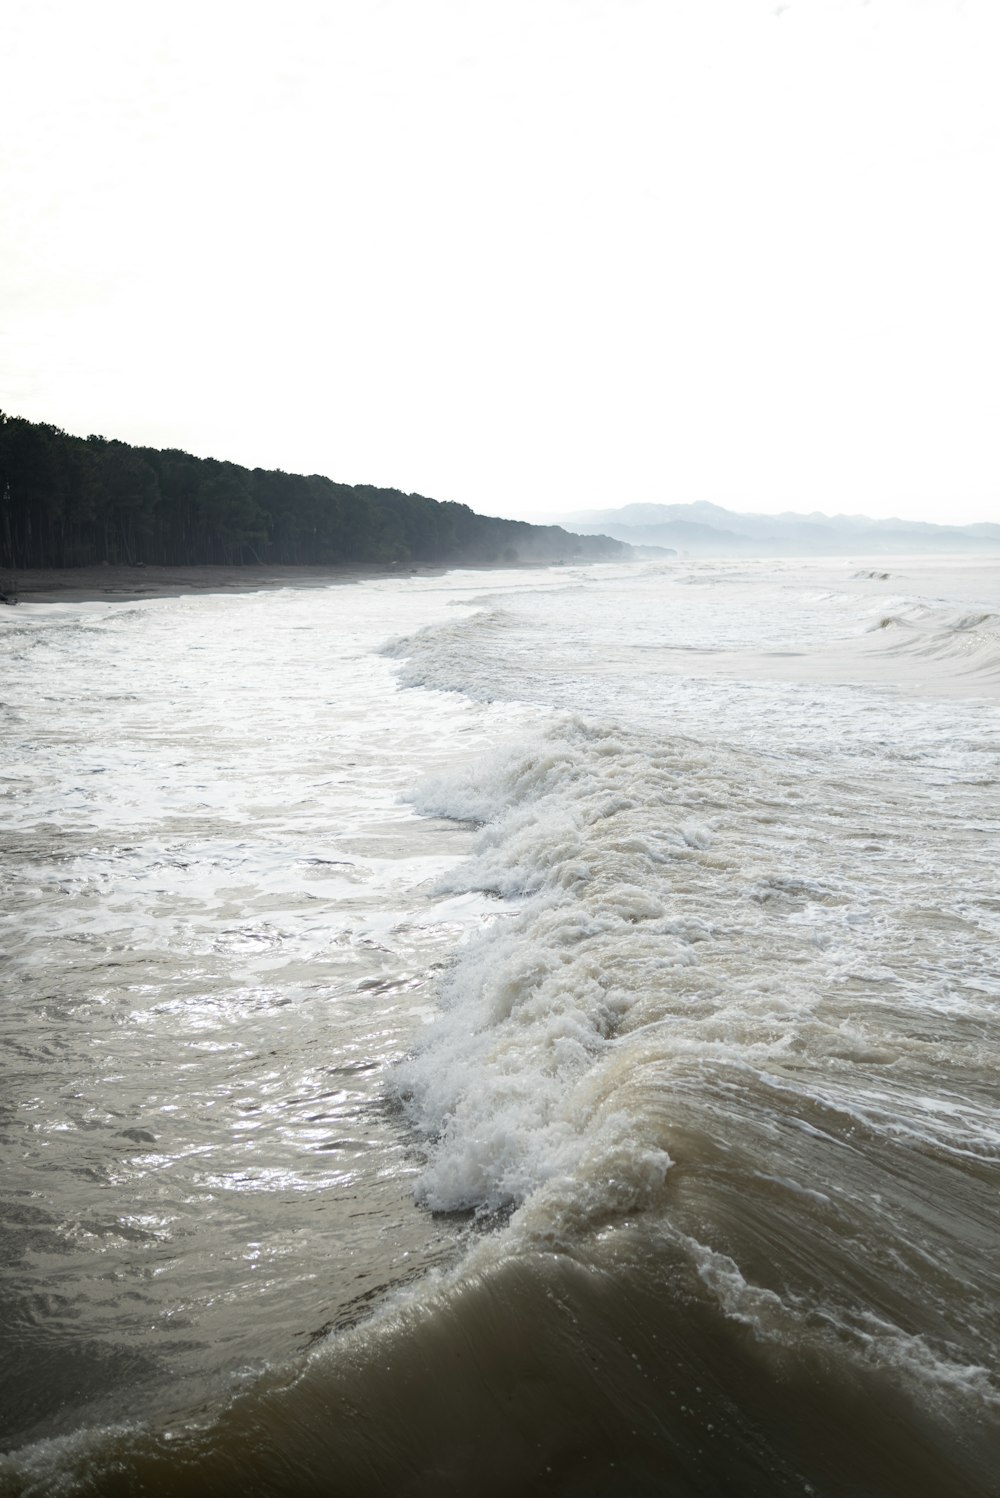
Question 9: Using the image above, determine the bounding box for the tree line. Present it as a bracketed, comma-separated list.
[0, 412, 624, 572]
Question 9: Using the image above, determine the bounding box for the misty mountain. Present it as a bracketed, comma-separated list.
[551, 501, 1000, 557]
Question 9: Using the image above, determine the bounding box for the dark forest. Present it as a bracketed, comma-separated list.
[0, 412, 625, 572]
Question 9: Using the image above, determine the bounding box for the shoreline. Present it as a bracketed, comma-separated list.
[0, 562, 441, 605]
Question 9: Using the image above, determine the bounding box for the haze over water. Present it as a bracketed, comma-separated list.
[2, 556, 999, 1496]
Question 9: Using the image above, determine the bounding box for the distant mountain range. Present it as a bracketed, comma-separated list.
[553, 502, 1000, 557]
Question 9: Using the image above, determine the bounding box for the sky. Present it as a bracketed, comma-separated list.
[2, 0, 998, 528]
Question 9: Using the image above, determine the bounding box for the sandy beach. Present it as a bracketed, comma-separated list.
[1, 562, 415, 605]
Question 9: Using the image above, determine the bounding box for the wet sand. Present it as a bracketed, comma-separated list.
[1, 563, 419, 605]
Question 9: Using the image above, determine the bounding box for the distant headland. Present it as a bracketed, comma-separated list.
[0, 413, 624, 575]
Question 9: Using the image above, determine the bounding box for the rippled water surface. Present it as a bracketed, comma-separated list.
[2, 556, 999, 1496]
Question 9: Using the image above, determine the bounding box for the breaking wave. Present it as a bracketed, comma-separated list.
[862, 595, 1000, 678]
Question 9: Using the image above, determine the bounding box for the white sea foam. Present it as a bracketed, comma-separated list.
[396, 694, 999, 1215]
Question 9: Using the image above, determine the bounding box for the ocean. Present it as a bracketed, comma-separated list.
[1, 556, 998, 1496]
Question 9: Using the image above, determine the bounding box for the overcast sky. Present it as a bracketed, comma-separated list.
[2, 0, 998, 526]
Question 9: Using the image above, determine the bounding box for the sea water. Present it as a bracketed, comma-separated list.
[1, 557, 998, 1495]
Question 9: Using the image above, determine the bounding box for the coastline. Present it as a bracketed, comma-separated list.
[1, 562, 432, 605]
